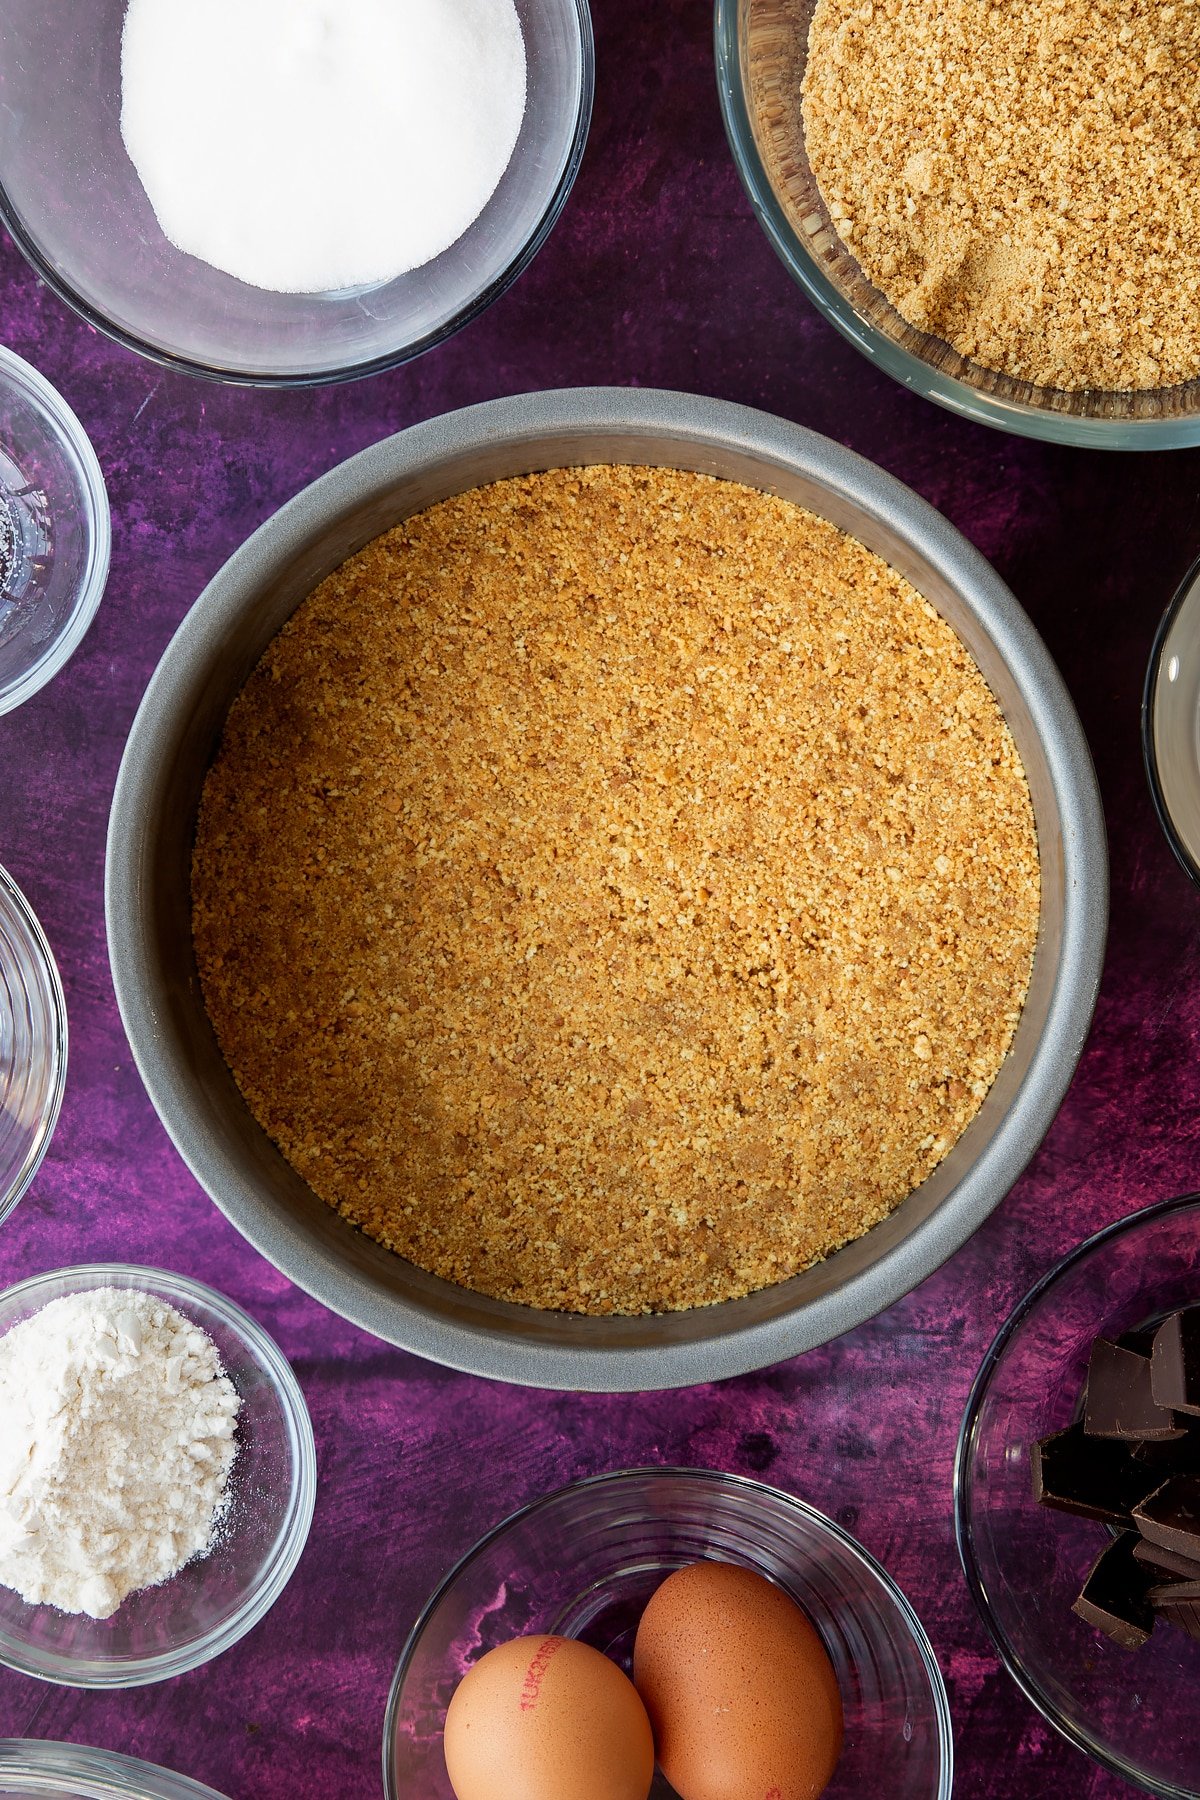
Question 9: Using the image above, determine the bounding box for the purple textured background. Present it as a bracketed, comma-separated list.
[0, 3, 1198, 1795]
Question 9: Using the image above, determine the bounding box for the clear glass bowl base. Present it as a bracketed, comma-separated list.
[956, 1194, 1200, 1797]
[715, 0, 1200, 446]
[0, 0, 593, 386]
[0, 1265, 316, 1687]
[0, 346, 109, 710]
[0, 1741, 231, 1800]
[385, 1467, 952, 1800]
[0, 859, 66, 1227]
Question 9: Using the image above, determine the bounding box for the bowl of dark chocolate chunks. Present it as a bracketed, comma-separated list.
[1034, 1307, 1200, 1648]
[957, 1195, 1200, 1794]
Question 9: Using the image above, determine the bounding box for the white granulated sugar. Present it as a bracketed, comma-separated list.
[0, 1287, 241, 1620]
[119, 0, 528, 294]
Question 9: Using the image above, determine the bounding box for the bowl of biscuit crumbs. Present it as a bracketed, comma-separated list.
[106, 388, 1107, 1389]
[716, 0, 1200, 446]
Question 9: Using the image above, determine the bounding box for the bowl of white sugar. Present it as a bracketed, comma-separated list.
[0, 0, 593, 385]
[0, 1264, 315, 1686]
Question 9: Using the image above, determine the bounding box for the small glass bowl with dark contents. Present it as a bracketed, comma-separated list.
[0, 345, 109, 712]
[384, 1466, 952, 1800]
[956, 1193, 1200, 1798]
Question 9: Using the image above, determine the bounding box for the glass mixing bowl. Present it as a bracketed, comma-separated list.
[0, 1264, 316, 1687]
[714, 0, 1200, 447]
[0, 0, 593, 386]
[0, 861, 67, 1230]
[0, 347, 110, 712]
[1143, 555, 1200, 889]
[0, 1741, 230, 1800]
[384, 1466, 952, 1799]
[956, 1194, 1200, 1797]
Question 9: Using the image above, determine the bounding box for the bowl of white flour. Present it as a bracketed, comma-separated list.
[0, 1263, 315, 1686]
[0, 0, 593, 385]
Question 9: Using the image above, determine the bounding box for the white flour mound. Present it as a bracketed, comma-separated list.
[0, 1287, 241, 1620]
[119, 0, 528, 293]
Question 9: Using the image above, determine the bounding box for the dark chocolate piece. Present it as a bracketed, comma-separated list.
[1119, 1326, 1160, 1356]
[1133, 1538, 1200, 1581]
[1151, 1310, 1200, 1417]
[1148, 1579, 1200, 1606]
[1085, 1337, 1184, 1440]
[1159, 1599, 1200, 1641]
[1133, 1474, 1200, 1556]
[1032, 1425, 1161, 1522]
[1130, 1420, 1200, 1470]
[1072, 1533, 1156, 1649]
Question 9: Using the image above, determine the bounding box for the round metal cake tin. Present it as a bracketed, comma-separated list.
[105, 388, 1108, 1391]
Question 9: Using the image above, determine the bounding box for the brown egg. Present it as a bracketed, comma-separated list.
[633, 1560, 844, 1800]
[443, 1633, 655, 1800]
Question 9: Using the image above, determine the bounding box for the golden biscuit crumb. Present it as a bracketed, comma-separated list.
[192, 467, 1040, 1315]
[796, 0, 1200, 392]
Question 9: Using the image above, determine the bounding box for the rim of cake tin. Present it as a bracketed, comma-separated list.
[713, 0, 1200, 449]
[0, 345, 110, 709]
[1142, 554, 1200, 891]
[0, 3, 594, 390]
[0, 858, 68, 1229]
[380, 1464, 954, 1800]
[0, 1739, 233, 1800]
[0, 1262, 316, 1688]
[106, 386, 1108, 1390]
[954, 1191, 1200, 1799]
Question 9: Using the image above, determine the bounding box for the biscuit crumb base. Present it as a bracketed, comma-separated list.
[192, 467, 1040, 1316]
[801, 0, 1200, 392]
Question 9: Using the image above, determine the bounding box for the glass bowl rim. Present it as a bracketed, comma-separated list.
[0, 1739, 231, 1800]
[0, 2, 595, 390]
[0, 857, 68, 1230]
[712, 0, 1200, 449]
[381, 1462, 954, 1800]
[954, 1190, 1200, 1798]
[0, 1261, 317, 1688]
[0, 345, 111, 712]
[1141, 554, 1200, 892]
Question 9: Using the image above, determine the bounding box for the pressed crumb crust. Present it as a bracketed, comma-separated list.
[801, 0, 1200, 393]
[192, 467, 1040, 1316]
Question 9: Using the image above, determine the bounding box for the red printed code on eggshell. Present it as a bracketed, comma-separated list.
[519, 1636, 564, 1711]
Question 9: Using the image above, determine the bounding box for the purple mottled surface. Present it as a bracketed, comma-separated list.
[0, 3, 1198, 1796]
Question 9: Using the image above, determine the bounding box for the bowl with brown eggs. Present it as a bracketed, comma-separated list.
[384, 1467, 952, 1800]
[105, 387, 1106, 1389]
